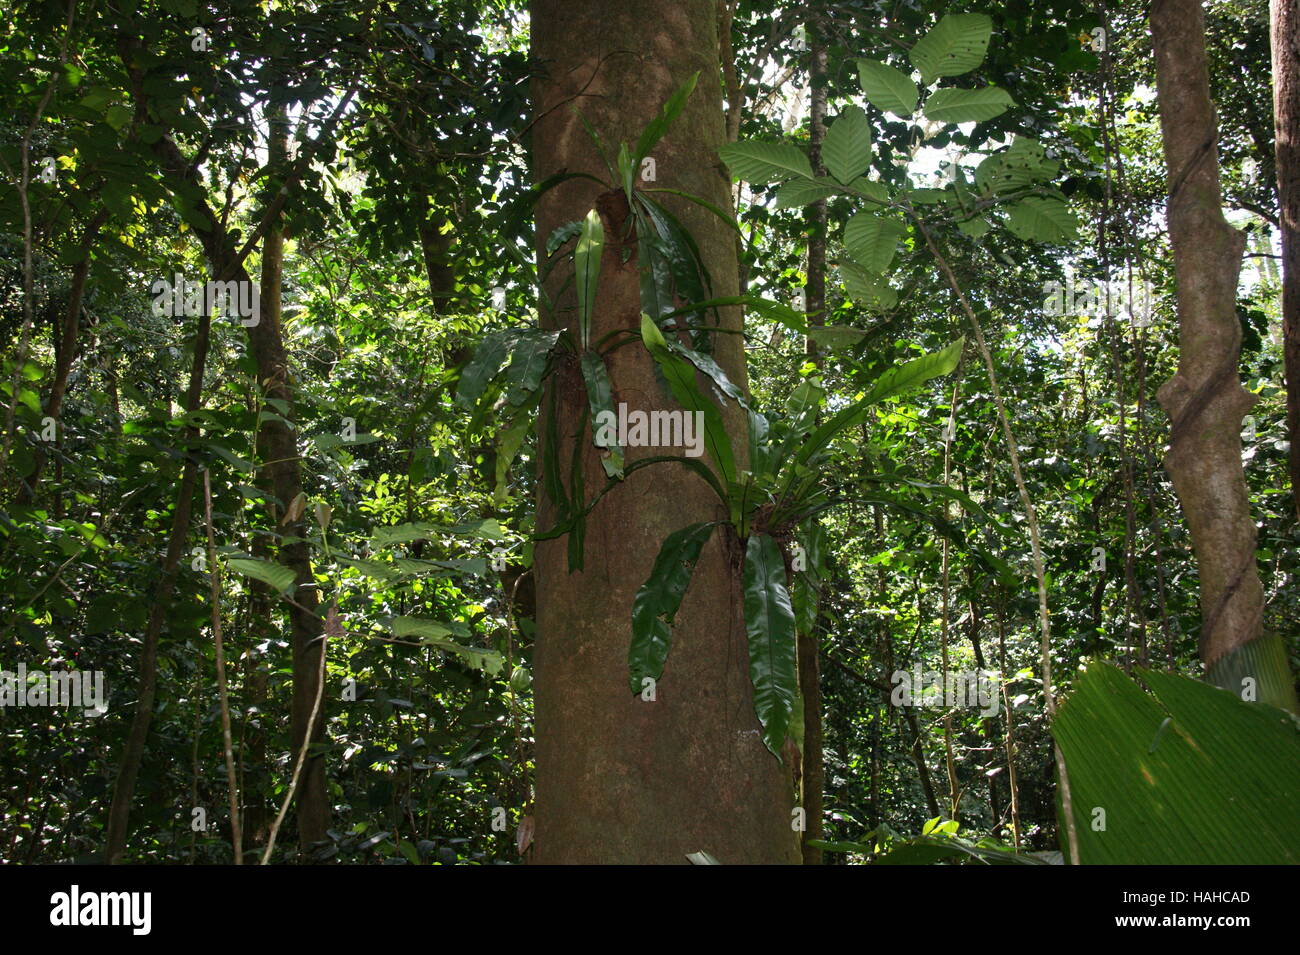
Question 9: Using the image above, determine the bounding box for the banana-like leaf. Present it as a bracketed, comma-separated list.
[575, 209, 604, 349]
[580, 350, 624, 478]
[793, 337, 964, 473]
[635, 71, 699, 164]
[1051, 662, 1300, 864]
[628, 521, 718, 693]
[743, 533, 798, 755]
[640, 314, 736, 485]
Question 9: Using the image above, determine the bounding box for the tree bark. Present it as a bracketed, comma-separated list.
[529, 0, 799, 864]
[1151, 0, 1296, 713]
[1273, 0, 1300, 522]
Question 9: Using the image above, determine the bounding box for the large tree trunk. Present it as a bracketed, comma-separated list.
[1152, 0, 1298, 712]
[1274, 0, 1300, 522]
[528, 0, 799, 864]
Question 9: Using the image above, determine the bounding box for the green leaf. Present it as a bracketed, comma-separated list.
[494, 407, 535, 505]
[773, 178, 839, 209]
[1051, 663, 1300, 864]
[635, 72, 699, 163]
[685, 850, 721, 865]
[856, 59, 919, 117]
[457, 329, 521, 407]
[839, 261, 899, 310]
[743, 533, 798, 756]
[580, 350, 624, 478]
[922, 86, 1014, 124]
[393, 616, 465, 640]
[629, 522, 718, 693]
[502, 329, 562, 406]
[909, 13, 994, 85]
[975, 136, 1058, 195]
[807, 325, 869, 351]
[1004, 197, 1078, 243]
[575, 209, 604, 350]
[844, 212, 907, 273]
[639, 314, 736, 485]
[822, 105, 873, 185]
[719, 141, 813, 183]
[227, 558, 296, 594]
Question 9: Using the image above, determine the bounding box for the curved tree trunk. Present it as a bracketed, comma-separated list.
[529, 0, 800, 864]
[1152, 0, 1298, 712]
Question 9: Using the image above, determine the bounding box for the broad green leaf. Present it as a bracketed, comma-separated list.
[640, 314, 736, 484]
[909, 13, 994, 85]
[629, 522, 718, 692]
[580, 350, 624, 478]
[1004, 197, 1078, 243]
[844, 212, 907, 273]
[822, 105, 872, 185]
[457, 329, 520, 407]
[1052, 663, 1300, 864]
[495, 408, 535, 505]
[839, 261, 899, 310]
[956, 216, 991, 237]
[743, 533, 798, 755]
[393, 616, 464, 640]
[575, 209, 604, 349]
[807, 325, 869, 351]
[922, 86, 1014, 124]
[719, 141, 813, 183]
[856, 59, 919, 117]
[227, 557, 296, 593]
[774, 178, 839, 209]
[503, 329, 562, 406]
[975, 137, 1058, 195]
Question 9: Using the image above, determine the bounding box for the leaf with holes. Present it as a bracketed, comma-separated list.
[909, 13, 993, 85]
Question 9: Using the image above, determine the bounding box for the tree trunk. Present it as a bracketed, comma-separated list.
[1151, 0, 1298, 712]
[528, 0, 799, 864]
[797, 18, 828, 867]
[257, 108, 329, 852]
[1274, 0, 1300, 523]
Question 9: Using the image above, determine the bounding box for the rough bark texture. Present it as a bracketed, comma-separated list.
[529, 0, 799, 864]
[1275, 0, 1300, 521]
[1151, 0, 1264, 666]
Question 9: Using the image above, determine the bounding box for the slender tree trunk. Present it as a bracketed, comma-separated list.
[104, 311, 211, 864]
[18, 210, 108, 502]
[1274, 0, 1300, 522]
[529, 0, 799, 864]
[1151, 0, 1298, 712]
[794, 19, 828, 867]
[257, 107, 329, 851]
